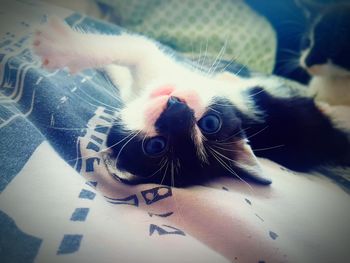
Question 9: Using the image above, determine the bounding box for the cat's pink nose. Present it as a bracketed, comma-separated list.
[150, 85, 175, 98]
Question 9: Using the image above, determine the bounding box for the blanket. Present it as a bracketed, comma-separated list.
[1, 1, 350, 263]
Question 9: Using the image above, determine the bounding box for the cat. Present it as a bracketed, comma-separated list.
[32, 17, 350, 187]
[245, 0, 311, 84]
[298, 1, 350, 105]
[246, 0, 350, 105]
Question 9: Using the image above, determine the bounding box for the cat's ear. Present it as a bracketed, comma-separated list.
[234, 139, 272, 185]
[295, 0, 325, 18]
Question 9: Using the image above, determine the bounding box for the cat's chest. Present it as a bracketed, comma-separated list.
[309, 76, 350, 105]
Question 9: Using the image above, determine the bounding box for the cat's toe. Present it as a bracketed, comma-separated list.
[32, 20, 75, 71]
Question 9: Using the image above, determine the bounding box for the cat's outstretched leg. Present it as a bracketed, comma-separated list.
[32, 17, 181, 92]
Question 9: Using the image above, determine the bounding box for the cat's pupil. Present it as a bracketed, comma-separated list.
[198, 114, 221, 134]
[144, 136, 167, 156]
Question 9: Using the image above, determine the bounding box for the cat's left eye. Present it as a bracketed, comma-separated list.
[143, 136, 167, 156]
[198, 114, 222, 134]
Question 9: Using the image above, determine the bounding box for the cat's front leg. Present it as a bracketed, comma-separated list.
[33, 17, 176, 87]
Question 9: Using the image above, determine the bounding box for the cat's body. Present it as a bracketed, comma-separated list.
[33, 17, 350, 187]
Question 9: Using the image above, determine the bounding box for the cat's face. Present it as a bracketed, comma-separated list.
[105, 73, 271, 187]
[300, 4, 350, 77]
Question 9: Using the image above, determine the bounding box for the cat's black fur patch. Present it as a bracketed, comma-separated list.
[242, 87, 350, 171]
[245, 0, 311, 84]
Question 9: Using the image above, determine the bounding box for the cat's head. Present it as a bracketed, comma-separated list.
[104, 73, 271, 187]
[298, 1, 350, 77]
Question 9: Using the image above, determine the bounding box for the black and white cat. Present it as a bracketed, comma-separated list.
[246, 0, 350, 105]
[33, 17, 350, 187]
[299, 2, 350, 105]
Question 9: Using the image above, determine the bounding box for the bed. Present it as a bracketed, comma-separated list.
[1, 1, 350, 262]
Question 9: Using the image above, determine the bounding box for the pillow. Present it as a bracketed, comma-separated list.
[98, 0, 277, 73]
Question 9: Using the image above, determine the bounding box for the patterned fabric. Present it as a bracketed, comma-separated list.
[0, 1, 350, 263]
[99, 0, 276, 73]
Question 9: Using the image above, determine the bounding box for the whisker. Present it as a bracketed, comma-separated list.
[209, 146, 240, 164]
[171, 160, 175, 187]
[66, 130, 137, 163]
[235, 62, 248, 77]
[206, 106, 221, 114]
[233, 42, 263, 76]
[279, 48, 301, 56]
[247, 87, 265, 98]
[245, 126, 269, 141]
[208, 147, 254, 194]
[200, 38, 209, 69]
[207, 102, 236, 107]
[44, 123, 113, 131]
[209, 37, 229, 75]
[275, 64, 300, 75]
[85, 71, 123, 103]
[215, 127, 250, 144]
[253, 144, 285, 152]
[150, 160, 169, 199]
[66, 87, 119, 111]
[114, 130, 142, 165]
[170, 159, 185, 227]
[139, 163, 172, 219]
[211, 144, 240, 152]
[219, 52, 242, 74]
[71, 83, 120, 111]
[159, 161, 170, 186]
[144, 157, 169, 179]
[206, 38, 228, 76]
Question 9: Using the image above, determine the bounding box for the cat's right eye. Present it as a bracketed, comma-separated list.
[198, 114, 222, 134]
[143, 136, 167, 156]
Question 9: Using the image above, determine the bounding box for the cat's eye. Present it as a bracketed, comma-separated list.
[143, 136, 167, 156]
[198, 114, 222, 134]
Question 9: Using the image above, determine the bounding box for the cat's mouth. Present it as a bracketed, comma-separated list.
[103, 152, 143, 184]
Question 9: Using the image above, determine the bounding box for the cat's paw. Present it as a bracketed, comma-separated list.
[32, 17, 82, 73]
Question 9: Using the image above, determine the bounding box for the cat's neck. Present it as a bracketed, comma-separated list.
[309, 75, 350, 105]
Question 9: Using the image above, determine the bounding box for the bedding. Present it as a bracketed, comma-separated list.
[1, 1, 350, 263]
